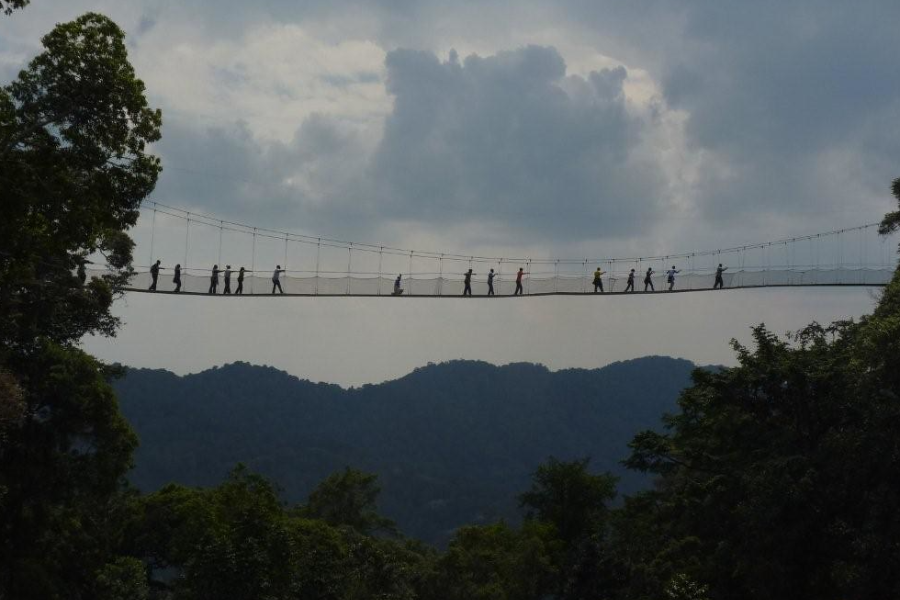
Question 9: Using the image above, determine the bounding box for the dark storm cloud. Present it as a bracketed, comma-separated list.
[151, 114, 372, 237]
[643, 1, 900, 222]
[147, 45, 668, 245]
[371, 46, 666, 240]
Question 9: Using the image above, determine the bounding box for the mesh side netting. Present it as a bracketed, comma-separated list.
[102, 267, 895, 296]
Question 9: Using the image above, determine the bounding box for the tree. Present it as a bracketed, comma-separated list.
[428, 521, 558, 600]
[0, 0, 29, 15]
[519, 457, 617, 546]
[620, 310, 900, 598]
[0, 12, 161, 353]
[518, 458, 623, 599]
[878, 176, 900, 244]
[0, 12, 160, 599]
[300, 467, 398, 536]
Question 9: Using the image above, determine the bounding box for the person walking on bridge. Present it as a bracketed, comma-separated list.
[625, 269, 635, 292]
[272, 265, 285, 294]
[208, 264, 220, 294]
[223, 265, 232, 295]
[463, 269, 474, 296]
[149, 260, 162, 291]
[666, 265, 681, 291]
[592, 267, 605, 293]
[514, 267, 528, 295]
[173, 264, 182, 293]
[713, 263, 728, 289]
[644, 267, 655, 291]
[487, 269, 495, 296]
[393, 274, 404, 295]
[235, 267, 247, 295]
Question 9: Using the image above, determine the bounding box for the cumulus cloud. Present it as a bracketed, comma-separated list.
[370, 46, 669, 242]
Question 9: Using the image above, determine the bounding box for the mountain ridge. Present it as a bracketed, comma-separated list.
[114, 356, 697, 545]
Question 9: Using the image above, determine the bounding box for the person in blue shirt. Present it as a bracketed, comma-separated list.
[666, 265, 681, 291]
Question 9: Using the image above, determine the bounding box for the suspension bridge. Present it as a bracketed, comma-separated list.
[97, 202, 898, 297]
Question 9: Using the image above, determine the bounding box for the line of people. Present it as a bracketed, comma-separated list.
[147, 260, 729, 295]
[147, 261, 288, 294]
[393, 267, 529, 296]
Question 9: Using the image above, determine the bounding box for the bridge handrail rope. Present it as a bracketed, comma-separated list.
[140, 201, 886, 266]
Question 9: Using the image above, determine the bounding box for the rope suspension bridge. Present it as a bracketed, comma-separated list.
[97, 201, 898, 297]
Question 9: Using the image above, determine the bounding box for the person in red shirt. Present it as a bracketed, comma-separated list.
[514, 267, 526, 295]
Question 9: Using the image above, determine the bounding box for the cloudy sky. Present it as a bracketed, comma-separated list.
[4, 1, 899, 385]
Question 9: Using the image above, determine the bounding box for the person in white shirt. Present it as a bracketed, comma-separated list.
[272, 265, 285, 294]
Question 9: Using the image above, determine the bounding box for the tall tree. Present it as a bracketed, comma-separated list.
[300, 467, 398, 536]
[0, 12, 160, 599]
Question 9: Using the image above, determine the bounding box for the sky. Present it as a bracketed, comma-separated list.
[3, 1, 900, 385]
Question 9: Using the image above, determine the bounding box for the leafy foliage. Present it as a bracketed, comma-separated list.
[617, 271, 900, 598]
[300, 467, 398, 535]
[0, 0, 28, 15]
[0, 12, 161, 353]
[0, 11, 159, 599]
[878, 176, 900, 242]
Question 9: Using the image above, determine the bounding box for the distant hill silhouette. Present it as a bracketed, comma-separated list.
[115, 357, 695, 545]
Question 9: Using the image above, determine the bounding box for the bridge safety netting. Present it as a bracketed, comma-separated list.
[99, 201, 897, 297]
[100, 266, 895, 296]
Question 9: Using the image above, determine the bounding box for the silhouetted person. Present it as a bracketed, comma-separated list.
[223, 265, 232, 294]
[463, 269, 474, 296]
[77, 262, 87, 286]
[592, 267, 605, 293]
[514, 268, 525, 295]
[235, 267, 246, 294]
[149, 259, 161, 291]
[393, 274, 404, 295]
[666, 265, 681, 291]
[487, 269, 495, 295]
[173, 264, 182, 293]
[272, 265, 285, 294]
[208, 264, 220, 294]
[644, 267, 654, 291]
[625, 269, 635, 292]
[714, 263, 728, 289]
